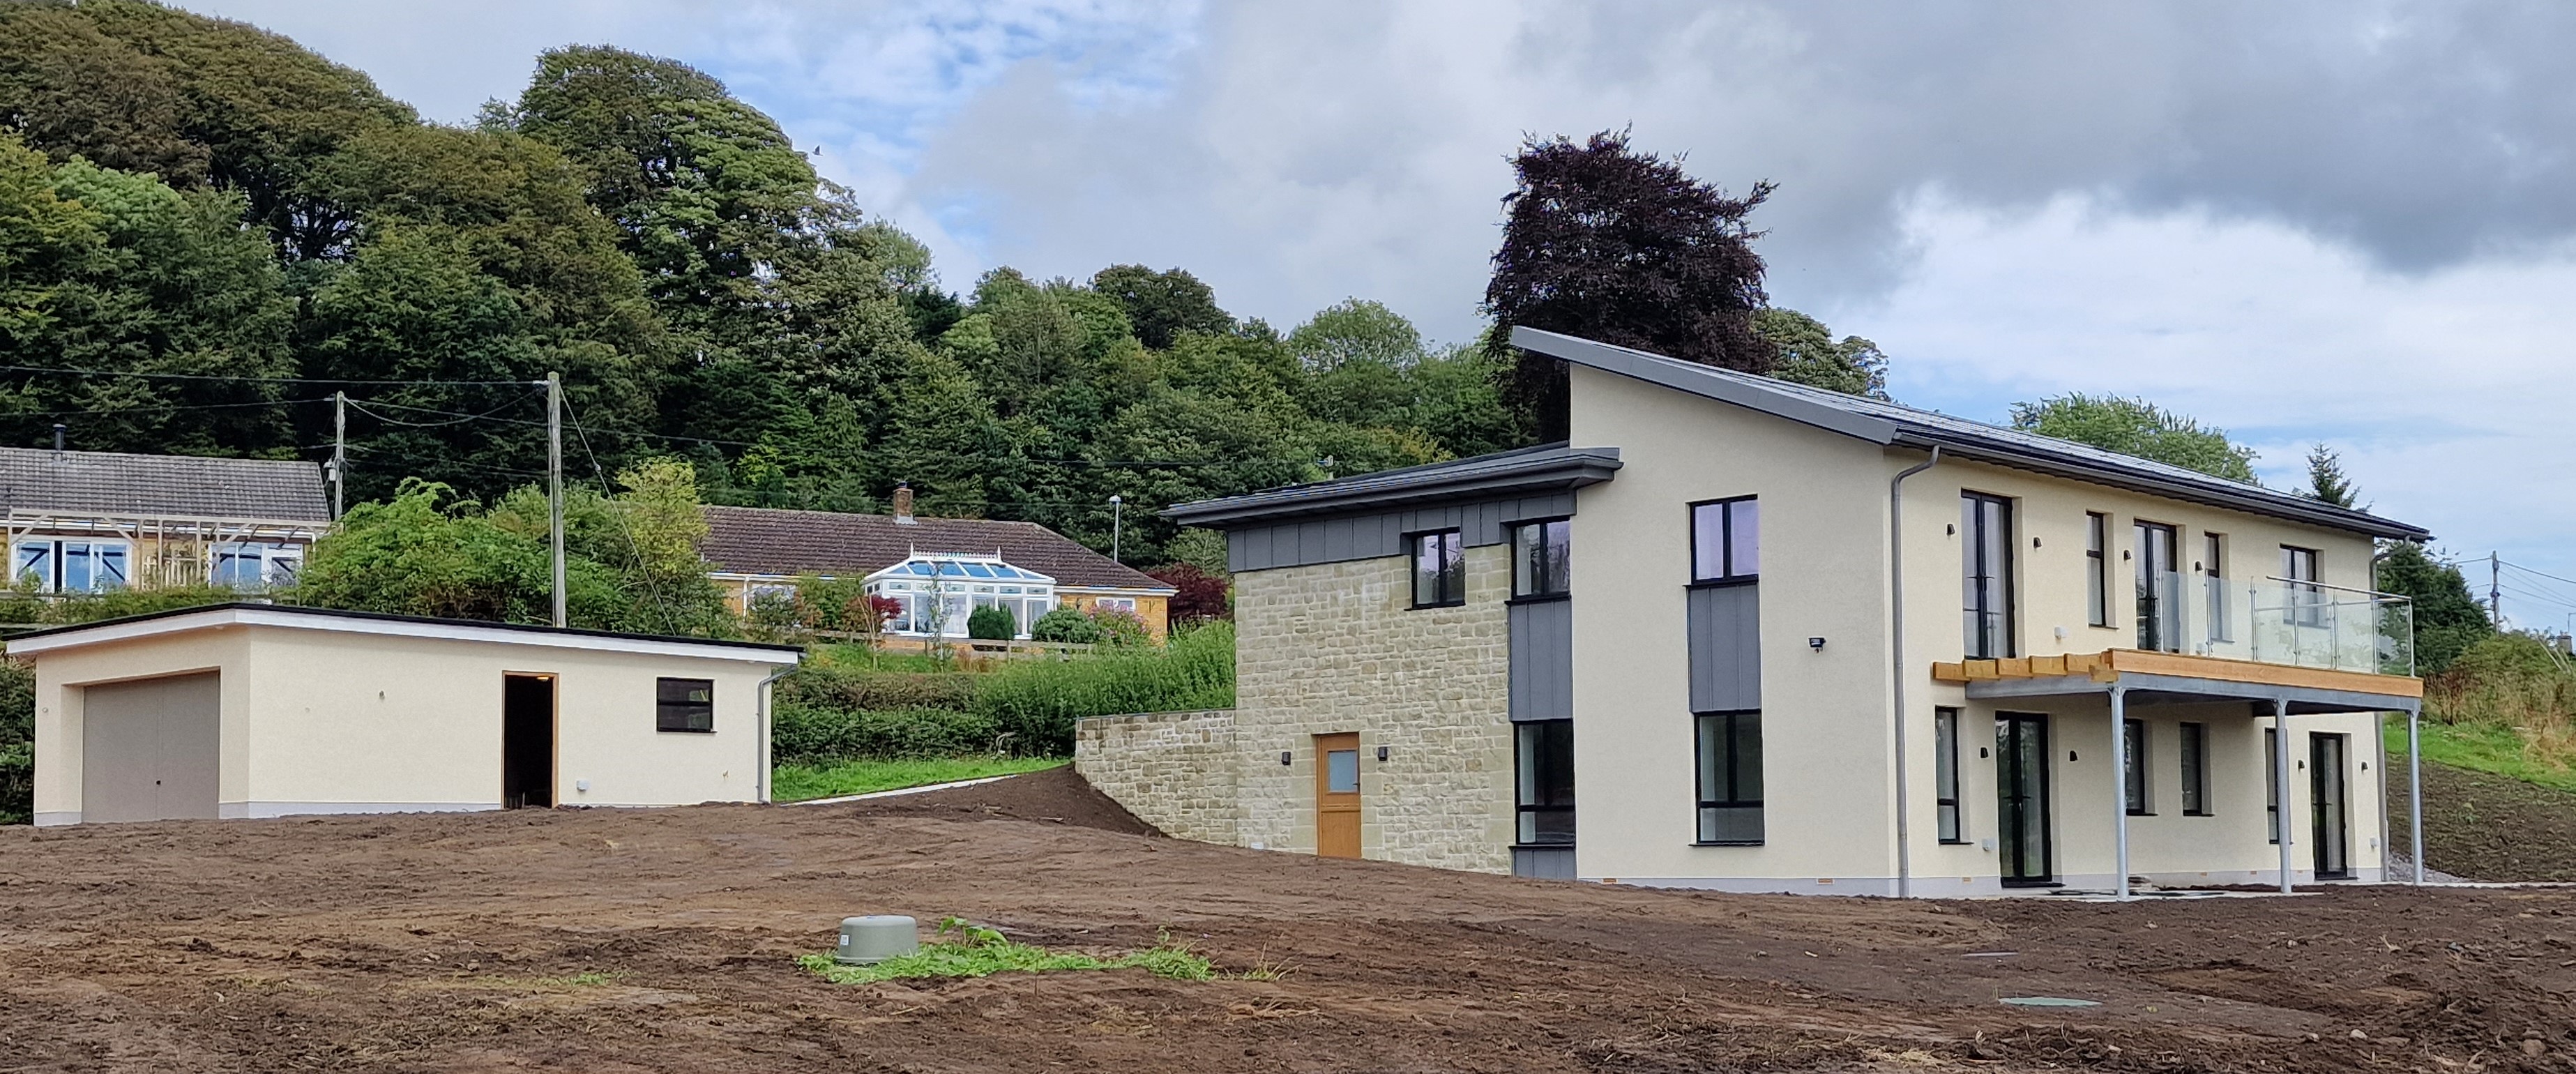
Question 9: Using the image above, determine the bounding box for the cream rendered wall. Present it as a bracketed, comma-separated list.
[32, 623, 782, 824]
[1565, 365, 1903, 892]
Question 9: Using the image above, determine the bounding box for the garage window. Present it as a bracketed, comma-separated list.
[656, 678, 714, 733]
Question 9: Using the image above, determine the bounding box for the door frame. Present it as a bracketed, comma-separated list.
[2310, 732, 2351, 879]
[501, 672, 559, 810]
[1995, 711, 2056, 886]
[1312, 732, 1361, 859]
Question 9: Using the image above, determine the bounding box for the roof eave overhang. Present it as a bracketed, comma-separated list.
[1162, 454, 1621, 529]
[1512, 326, 1901, 443]
[1891, 431, 2432, 541]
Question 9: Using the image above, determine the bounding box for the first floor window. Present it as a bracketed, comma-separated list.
[1511, 518, 1570, 598]
[656, 677, 714, 733]
[13, 539, 129, 593]
[1935, 707, 1963, 842]
[2086, 512, 2110, 627]
[1690, 497, 1759, 582]
[1515, 720, 1575, 845]
[1961, 492, 2015, 658]
[2123, 718, 2150, 815]
[1695, 711, 1764, 844]
[2204, 534, 2231, 643]
[2179, 722, 2210, 815]
[2282, 545, 2324, 627]
[1410, 529, 1464, 607]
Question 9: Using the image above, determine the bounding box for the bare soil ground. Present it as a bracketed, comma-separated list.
[2388, 757, 2576, 883]
[4, 768, 2574, 1073]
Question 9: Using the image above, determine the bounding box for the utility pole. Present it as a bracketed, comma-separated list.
[330, 390, 346, 518]
[547, 372, 566, 629]
[2491, 551, 2503, 629]
[1109, 494, 1123, 564]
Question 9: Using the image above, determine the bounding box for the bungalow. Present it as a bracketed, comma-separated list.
[699, 485, 1178, 641]
[1079, 327, 2430, 898]
[1, 445, 328, 593]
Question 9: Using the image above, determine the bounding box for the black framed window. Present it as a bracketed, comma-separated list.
[2135, 521, 2181, 652]
[2264, 727, 2282, 843]
[1511, 519, 1570, 599]
[1935, 706, 1964, 843]
[2123, 718, 2150, 815]
[1514, 720, 1575, 845]
[1690, 497, 1759, 583]
[1694, 711, 1764, 844]
[1960, 492, 2015, 658]
[2204, 534, 2231, 643]
[2179, 721, 2210, 815]
[657, 677, 715, 733]
[2086, 513, 2110, 627]
[2282, 545, 2324, 627]
[1409, 529, 1464, 607]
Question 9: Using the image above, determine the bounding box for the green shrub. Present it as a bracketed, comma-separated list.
[1091, 607, 1149, 646]
[0, 658, 30, 825]
[972, 621, 1234, 752]
[967, 605, 1017, 641]
[778, 665, 979, 711]
[1029, 605, 1100, 644]
[771, 703, 1008, 766]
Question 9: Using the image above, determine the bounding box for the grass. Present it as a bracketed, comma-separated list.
[798, 919, 1214, 985]
[770, 755, 1067, 802]
[2384, 719, 2576, 795]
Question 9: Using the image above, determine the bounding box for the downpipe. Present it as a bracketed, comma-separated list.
[756, 664, 797, 804]
[1888, 446, 1942, 898]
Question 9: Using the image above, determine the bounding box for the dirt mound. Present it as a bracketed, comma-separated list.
[2387, 757, 2576, 882]
[1, 790, 2572, 1072]
[823, 764, 1162, 836]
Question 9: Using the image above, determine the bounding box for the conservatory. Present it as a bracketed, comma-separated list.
[863, 554, 1060, 640]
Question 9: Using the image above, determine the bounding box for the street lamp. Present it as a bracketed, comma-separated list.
[1109, 494, 1123, 564]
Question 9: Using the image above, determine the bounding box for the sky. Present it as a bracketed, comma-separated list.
[181, 0, 2576, 629]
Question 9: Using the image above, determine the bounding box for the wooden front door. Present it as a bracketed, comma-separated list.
[1314, 732, 1361, 859]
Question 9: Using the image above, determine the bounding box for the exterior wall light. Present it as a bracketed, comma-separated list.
[1376, 746, 1389, 762]
[1280, 750, 1292, 766]
[1808, 636, 1826, 651]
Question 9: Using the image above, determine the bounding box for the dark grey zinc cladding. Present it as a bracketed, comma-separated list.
[1224, 492, 1574, 572]
[1513, 846, 1577, 879]
[1508, 597, 1573, 722]
[1688, 583, 1761, 713]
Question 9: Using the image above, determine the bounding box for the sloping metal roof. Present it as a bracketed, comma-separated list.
[1513, 326, 2430, 540]
[699, 506, 1175, 592]
[0, 447, 328, 522]
[1162, 443, 1623, 527]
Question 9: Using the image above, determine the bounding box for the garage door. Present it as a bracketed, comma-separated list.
[81, 672, 220, 823]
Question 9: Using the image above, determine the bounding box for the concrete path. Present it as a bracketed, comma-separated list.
[787, 773, 1024, 806]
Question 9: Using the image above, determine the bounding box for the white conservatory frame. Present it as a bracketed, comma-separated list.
[863, 553, 1060, 640]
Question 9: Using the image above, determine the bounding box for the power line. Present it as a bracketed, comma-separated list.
[344, 389, 545, 429]
[0, 363, 538, 387]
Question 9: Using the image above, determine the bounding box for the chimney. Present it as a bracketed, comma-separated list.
[893, 482, 916, 524]
[52, 423, 64, 457]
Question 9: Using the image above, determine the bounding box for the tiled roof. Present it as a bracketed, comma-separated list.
[699, 506, 1175, 592]
[0, 447, 328, 522]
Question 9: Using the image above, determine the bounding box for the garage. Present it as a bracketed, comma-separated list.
[79, 672, 220, 823]
[20, 603, 801, 826]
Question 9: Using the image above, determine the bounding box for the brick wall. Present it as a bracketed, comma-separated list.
[1075, 547, 1517, 874]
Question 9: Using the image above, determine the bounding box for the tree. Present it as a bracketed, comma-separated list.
[1090, 264, 1231, 349]
[1752, 308, 1889, 400]
[1484, 129, 1777, 440]
[1147, 563, 1230, 625]
[2008, 393, 2260, 483]
[2303, 443, 2362, 508]
[2377, 542, 2493, 674]
[1287, 298, 1423, 372]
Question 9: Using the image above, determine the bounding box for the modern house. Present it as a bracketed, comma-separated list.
[1079, 327, 2430, 898]
[19, 603, 802, 824]
[1, 446, 330, 593]
[699, 486, 1179, 641]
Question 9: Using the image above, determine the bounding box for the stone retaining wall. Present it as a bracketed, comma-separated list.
[1075, 709, 1241, 845]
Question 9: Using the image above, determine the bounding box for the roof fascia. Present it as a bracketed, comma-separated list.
[1162, 451, 1621, 527]
[1894, 432, 2431, 540]
[6, 606, 803, 664]
[1510, 326, 1900, 444]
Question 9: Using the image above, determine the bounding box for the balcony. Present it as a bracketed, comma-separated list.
[2169, 574, 2415, 679]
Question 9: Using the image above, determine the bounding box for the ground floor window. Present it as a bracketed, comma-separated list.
[656, 677, 714, 733]
[212, 541, 303, 589]
[2264, 727, 2281, 843]
[1935, 707, 1963, 842]
[1515, 720, 1574, 845]
[12, 538, 128, 593]
[2179, 722, 2210, 815]
[2123, 718, 2151, 815]
[1695, 711, 1764, 845]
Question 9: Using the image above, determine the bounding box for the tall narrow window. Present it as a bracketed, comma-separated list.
[1961, 493, 2015, 658]
[2203, 534, 2230, 643]
[2264, 727, 2281, 842]
[656, 677, 715, 733]
[2123, 718, 2151, 815]
[1515, 720, 1575, 845]
[1511, 519, 1571, 598]
[2282, 545, 2323, 627]
[1690, 497, 1759, 582]
[1935, 707, 1964, 843]
[2086, 513, 2110, 627]
[2179, 722, 2210, 815]
[2134, 522, 2181, 652]
[1410, 529, 1464, 607]
[1694, 711, 1764, 844]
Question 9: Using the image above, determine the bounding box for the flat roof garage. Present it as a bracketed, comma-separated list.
[15, 604, 802, 825]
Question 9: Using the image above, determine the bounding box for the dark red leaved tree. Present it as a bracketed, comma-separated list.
[1483, 129, 1778, 440]
[1146, 564, 1232, 625]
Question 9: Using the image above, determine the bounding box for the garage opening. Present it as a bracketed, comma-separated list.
[501, 674, 555, 809]
[82, 672, 220, 823]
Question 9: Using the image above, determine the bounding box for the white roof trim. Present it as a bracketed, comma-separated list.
[6, 606, 803, 665]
